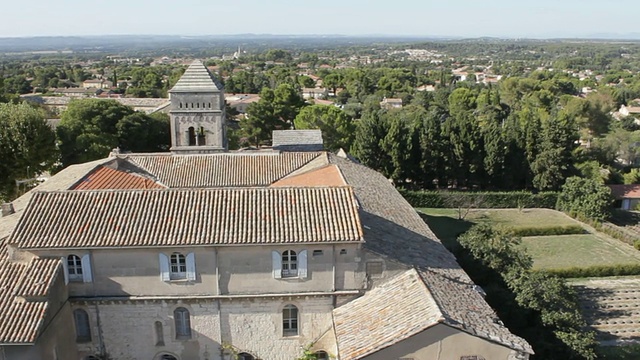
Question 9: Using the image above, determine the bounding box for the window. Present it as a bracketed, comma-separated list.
[63, 254, 92, 283]
[238, 353, 255, 360]
[282, 250, 298, 277]
[159, 253, 196, 282]
[282, 304, 298, 336]
[272, 250, 307, 279]
[179, 102, 182, 108]
[73, 309, 91, 342]
[170, 253, 187, 280]
[187, 127, 196, 146]
[339, 249, 347, 255]
[197, 126, 206, 146]
[174, 307, 192, 339]
[160, 355, 178, 360]
[67, 255, 83, 282]
[312, 250, 323, 257]
[155, 321, 164, 346]
[315, 351, 329, 360]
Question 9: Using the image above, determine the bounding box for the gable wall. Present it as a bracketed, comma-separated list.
[362, 323, 526, 360]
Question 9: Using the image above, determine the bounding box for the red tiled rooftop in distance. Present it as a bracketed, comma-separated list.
[72, 166, 164, 190]
[609, 184, 640, 199]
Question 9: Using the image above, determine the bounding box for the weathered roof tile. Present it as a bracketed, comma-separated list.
[10, 187, 363, 249]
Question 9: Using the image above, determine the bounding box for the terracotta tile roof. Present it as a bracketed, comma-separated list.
[272, 165, 346, 187]
[10, 187, 363, 249]
[72, 165, 165, 190]
[13, 258, 63, 298]
[0, 240, 61, 344]
[329, 154, 533, 355]
[609, 184, 640, 199]
[334, 269, 444, 359]
[124, 152, 322, 188]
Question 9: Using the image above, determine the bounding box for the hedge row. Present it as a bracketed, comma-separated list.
[542, 264, 640, 278]
[510, 225, 585, 237]
[399, 190, 559, 209]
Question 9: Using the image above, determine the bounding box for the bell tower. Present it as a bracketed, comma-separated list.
[169, 60, 227, 153]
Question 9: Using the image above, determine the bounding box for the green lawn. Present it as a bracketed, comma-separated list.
[522, 234, 640, 270]
[417, 208, 578, 229]
[418, 208, 640, 269]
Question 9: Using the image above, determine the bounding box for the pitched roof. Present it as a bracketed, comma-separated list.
[0, 242, 61, 344]
[72, 165, 165, 190]
[272, 130, 324, 151]
[10, 187, 363, 249]
[170, 60, 223, 93]
[124, 152, 322, 188]
[329, 154, 533, 355]
[334, 269, 444, 359]
[609, 184, 640, 199]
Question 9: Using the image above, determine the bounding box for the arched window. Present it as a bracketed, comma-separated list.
[238, 353, 255, 360]
[67, 254, 83, 282]
[170, 253, 187, 280]
[174, 307, 191, 339]
[197, 126, 206, 146]
[187, 127, 196, 146]
[282, 250, 297, 277]
[315, 351, 329, 360]
[179, 102, 182, 109]
[160, 355, 178, 360]
[155, 321, 164, 346]
[208, 102, 211, 108]
[73, 309, 91, 342]
[85, 356, 99, 360]
[282, 304, 298, 336]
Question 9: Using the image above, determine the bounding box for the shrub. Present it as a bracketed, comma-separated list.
[543, 264, 640, 278]
[510, 225, 585, 237]
[556, 177, 613, 222]
[399, 190, 558, 209]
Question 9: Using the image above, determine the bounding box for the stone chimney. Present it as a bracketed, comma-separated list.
[1, 203, 15, 217]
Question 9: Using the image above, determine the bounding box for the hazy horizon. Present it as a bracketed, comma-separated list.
[2, 0, 639, 39]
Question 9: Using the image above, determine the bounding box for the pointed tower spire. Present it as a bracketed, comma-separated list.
[168, 60, 227, 153]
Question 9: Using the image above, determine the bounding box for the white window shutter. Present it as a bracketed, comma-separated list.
[61, 256, 69, 285]
[272, 251, 282, 279]
[298, 250, 308, 279]
[81, 254, 93, 283]
[159, 253, 170, 282]
[186, 253, 196, 281]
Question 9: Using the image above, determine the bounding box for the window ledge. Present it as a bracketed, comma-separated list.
[166, 279, 192, 284]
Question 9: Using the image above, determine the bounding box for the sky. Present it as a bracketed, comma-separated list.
[1, 0, 638, 39]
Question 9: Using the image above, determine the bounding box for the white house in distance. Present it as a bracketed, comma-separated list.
[0, 61, 532, 360]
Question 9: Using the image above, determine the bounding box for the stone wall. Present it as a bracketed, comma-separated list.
[74, 296, 334, 360]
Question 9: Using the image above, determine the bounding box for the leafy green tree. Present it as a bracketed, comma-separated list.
[381, 111, 412, 182]
[0, 102, 58, 199]
[556, 176, 613, 221]
[293, 105, 354, 151]
[241, 84, 304, 147]
[351, 110, 389, 172]
[57, 99, 169, 167]
[623, 168, 640, 184]
[532, 112, 578, 191]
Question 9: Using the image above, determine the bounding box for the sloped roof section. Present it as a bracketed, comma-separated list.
[0, 241, 61, 344]
[11, 187, 363, 249]
[329, 154, 533, 355]
[334, 269, 443, 359]
[72, 165, 166, 190]
[170, 60, 223, 93]
[272, 130, 324, 152]
[124, 152, 323, 188]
